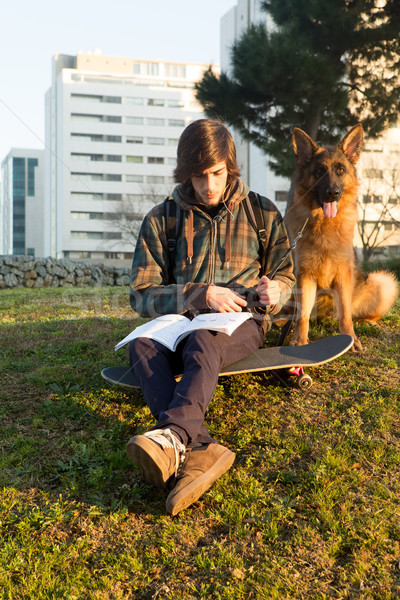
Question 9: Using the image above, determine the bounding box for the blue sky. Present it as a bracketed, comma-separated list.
[0, 0, 235, 161]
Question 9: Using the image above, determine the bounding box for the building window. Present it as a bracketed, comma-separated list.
[71, 173, 122, 182]
[168, 119, 184, 127]
[147, 118, 165, 126]
[148, 99, 165, 107]
[126, 156, 143, 163]
[71, 231, 103, 240]
[71, 153, 93, 162]
[133, 62, 159, 76]
[103, 96, 121, 104]
[105, 174, 122, 181]
[71, 93, 121, 103]
[71, 113, 122, 124]
[71, 153, 121, 162]
[148, 157, 164, 164]
[71, 113, 103, 123]
[71, 192, 104, 201]
[124, 97, 144, 105]
[126, 175, 144, 183]
[147, 176, 164, 184]
[126, 117, 144, 125]
[71, 133, 122, 143]
[106, 193, 123, 200]
[70, 231, 123, 240]
[103, 232, 123, 239]
[71, 212, 104, 220]
[27, 158, 38, 196]
[125, 194, 142, 202]
[147, 137, 164, 145]
[71, 93, 102, 102]
[71, 133, 102, 142]
[165, 64, 186, 78]
[383, 222, 396, 231]
[275, 191, 289, 205]
[126, 136, 143, 144]
[363, 169, 383, 179]
[168, 100, 184, 108]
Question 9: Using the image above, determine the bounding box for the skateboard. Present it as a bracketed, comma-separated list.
[101, 334, 353, 390]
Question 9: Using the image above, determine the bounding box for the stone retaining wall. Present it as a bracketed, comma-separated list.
[0, 256, 131, 289]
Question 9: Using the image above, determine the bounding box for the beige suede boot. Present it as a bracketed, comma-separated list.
[127, 428, 186, 489]
[166, 443, 235, 515]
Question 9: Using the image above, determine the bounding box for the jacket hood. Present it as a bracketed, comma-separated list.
[172, 178, 250, 212]
[169, 178, 250, 268]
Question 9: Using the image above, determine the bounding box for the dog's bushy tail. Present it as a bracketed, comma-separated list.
[352, 270, 399, 321]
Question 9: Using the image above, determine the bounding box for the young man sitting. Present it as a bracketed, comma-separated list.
[127, 119, 295, 515]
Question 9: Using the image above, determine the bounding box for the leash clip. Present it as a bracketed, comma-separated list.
[291, 218, 309, 250]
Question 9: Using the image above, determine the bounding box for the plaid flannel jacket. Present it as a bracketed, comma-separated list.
[130, 180, 295, 327]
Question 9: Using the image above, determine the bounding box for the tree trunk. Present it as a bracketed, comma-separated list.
[305, 109, 322, 141]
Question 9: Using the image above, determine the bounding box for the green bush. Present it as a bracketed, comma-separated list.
[362, 255, 400, 280]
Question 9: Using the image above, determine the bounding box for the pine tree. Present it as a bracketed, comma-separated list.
[195, 0, 400, 177]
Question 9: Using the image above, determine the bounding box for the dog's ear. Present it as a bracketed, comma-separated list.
[292, 128, 319, 165]
[338, 124, 363, 164]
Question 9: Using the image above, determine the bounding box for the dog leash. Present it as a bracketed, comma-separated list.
[267, 217, 309, 279]
[225, 217, 309, 287]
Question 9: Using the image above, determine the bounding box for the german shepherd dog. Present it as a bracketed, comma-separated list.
[285, 124, 398, 351]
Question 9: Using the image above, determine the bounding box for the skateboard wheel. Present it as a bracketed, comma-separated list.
[297, 374, 313, 389]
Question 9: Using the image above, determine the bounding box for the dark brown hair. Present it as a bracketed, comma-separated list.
[173, 119, 240, 185]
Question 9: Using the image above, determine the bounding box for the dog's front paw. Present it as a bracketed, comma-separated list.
[290, 337, 308, 347]
[352, 337, 362, 352]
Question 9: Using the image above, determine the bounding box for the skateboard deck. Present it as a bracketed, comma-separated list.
[101, 334, 353, 390]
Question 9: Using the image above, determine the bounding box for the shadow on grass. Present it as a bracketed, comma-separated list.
[0, 316, 170, 516]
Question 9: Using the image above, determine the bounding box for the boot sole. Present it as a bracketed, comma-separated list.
[166, 448, 235, 516]
[127, 436, 173, 488]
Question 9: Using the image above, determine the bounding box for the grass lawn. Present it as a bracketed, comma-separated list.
[0, 286, 399, 599]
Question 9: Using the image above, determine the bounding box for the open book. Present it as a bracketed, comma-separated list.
[115, 312, 252, 352]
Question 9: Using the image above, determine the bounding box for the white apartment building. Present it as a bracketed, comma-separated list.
[356, 124, 400, 258]
[45, 52, 214, 265]
[0, 148, 45, 257]
[220, 0, 290, 213]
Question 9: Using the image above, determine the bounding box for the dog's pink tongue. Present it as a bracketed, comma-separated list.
[323, 201, 338, 218]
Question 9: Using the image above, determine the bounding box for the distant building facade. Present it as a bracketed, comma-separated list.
[355, 124, 400, 258]
[45, 52, 213, 265]
[220, 0, 290, 214]
[0, 149, 45, 257]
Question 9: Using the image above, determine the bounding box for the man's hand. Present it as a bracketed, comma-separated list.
[256, 276, 281, 306]
[206, 285, 247, 313]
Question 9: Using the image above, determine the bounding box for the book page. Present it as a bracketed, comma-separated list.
[173, 312, 252, 349]
[115, 312, 253, 352]
[115, 314, 190, 351]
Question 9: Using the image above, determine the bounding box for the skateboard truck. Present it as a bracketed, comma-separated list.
[287, 366, 313, 389]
